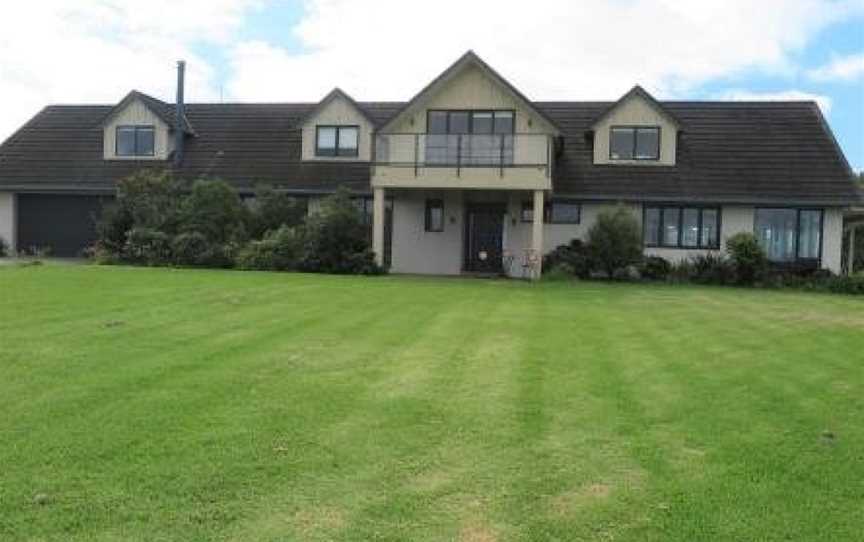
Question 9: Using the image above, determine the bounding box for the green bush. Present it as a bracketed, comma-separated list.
[180, 179, 250, 244]
[639, 256, 671, 281]
[124, 228, 172, 266]
[94, 201, 133, 256]
[726, 233, 768, 285]
[0, 236, 8, 257]
[116, 169, 185, 233]
[247, 186, 307, 239]
[542, 263, 577, 281]
[298, 188, 384, 275]
[236, 226, 302, 271]
[690, 253, 735, 285]
[586, 206, 642, 278]
[543, 239, 591, 279]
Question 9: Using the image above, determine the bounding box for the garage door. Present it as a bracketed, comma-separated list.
[17, 194, 111, 257]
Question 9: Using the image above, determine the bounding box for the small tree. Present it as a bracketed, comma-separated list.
[726, 232, 768, 285]
[247, 185, 308, 238]
[115, 169, 186, 233]
[180, 178, 250, 244]
[299, 187, 381, 274]
[587, 205, 642, 278]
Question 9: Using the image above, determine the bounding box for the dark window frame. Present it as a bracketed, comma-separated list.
[547, 199, 581, 224]
[643, 205, 722, 249]
[315, 125, 360, 157]
[426, 109, 517, 135]
[754, 207, 824, 263]
[115, 125, 156, 157]
[425, 199, 445, 232]
[609, 125, 661, 161]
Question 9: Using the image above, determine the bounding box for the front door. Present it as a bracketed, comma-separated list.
[465, 204, 505, 273]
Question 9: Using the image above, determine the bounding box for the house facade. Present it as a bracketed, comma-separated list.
[0, 52, 861, 276]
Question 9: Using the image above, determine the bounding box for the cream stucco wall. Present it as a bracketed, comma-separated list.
[389, 191, 465, 275]
[302, 95, 374, 162]
[822, 207, 844, 274]
[593, 94, 677, 166]
[0, 192, 16, 253]
[103, 99, 172, 160]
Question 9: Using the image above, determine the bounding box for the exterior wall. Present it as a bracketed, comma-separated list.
[389, 191, 465, 275]
[302, 95, 374, 162]
[822, 207, 844, 274]
[593, 94, 677, 166]
[0, 192, 16, 253]
[103, 99, 173, 160]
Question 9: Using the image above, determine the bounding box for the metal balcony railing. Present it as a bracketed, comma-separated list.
[374, 133, 551, 177]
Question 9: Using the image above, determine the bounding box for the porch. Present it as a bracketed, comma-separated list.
[370, 188, 549, 279]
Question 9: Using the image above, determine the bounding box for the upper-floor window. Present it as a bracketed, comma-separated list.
[116, 125, 155, 157]
[316, 125, 359, 157]
[610, 126, 660, 161]
[426, 110, 515, 166]
[644, 205, 720, 249]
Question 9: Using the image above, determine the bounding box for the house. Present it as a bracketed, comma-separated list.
[0, 51, 861, 276]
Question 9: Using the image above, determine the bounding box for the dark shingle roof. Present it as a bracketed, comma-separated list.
[0, 98, 859, 205]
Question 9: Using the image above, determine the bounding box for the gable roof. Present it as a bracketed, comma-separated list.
[302, 88, 375, 126]
[101, 90, 195, 135]
[0, 99, 859, 206]
[379, 50, 561, 134]
[590, 85, 681, 128]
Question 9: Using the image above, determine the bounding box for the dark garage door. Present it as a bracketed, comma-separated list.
[17, 194, 111, 257]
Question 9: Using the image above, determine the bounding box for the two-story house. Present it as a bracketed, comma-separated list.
[0, 51, 861, 276]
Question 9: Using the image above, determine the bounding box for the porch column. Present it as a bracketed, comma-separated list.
[531, 189, 544, 279]
[372, 187, 385, 267]
[849, 225, 856, 275]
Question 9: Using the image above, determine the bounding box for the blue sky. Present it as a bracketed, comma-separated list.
[2, 1, 863, 172]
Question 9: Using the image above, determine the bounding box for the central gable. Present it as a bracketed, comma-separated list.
[381, 51, 559, 135]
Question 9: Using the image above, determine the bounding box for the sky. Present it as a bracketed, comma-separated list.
[1, 0, 862, 170]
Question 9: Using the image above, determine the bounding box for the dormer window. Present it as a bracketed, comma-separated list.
[610, 126, 660, 161]
[316, 125, 359, 157]
[116, 125, 155, 157]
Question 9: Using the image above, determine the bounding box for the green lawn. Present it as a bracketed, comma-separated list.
[1, 265, 862, 541]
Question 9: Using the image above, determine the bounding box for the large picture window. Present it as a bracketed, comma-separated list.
[644, 206, 720, 249]
[426, 110, 515, 165]
[610, 126, 660, 160]
[754, 208, 823, 262]
[116, 125, 155, 157]
[316, 125, 359, 157]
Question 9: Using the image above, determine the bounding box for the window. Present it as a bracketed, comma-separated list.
[116, 125, 155, 157]
[316, 125, 359, 157]
[609, 126, 660, 160]
[754, 208, 823, 262]
[353, 196, 393, 226]
[644, 206, 720, 249]
[547, 200, 580, 224]
[426, 110, 515, 165]
[425, 199, 444, 232]
[521, 200, 534, 223]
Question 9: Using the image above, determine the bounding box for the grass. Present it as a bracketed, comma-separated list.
[0, 265, 862, 541]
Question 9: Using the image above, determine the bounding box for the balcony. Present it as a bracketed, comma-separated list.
[372, 133, 553, 191]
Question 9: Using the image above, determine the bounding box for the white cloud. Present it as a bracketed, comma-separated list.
[225, 0, 862, 103]
[0, 0, 261, 144]
[807, 52, 864, 81]
[1, 0, 862, 145]
[715, 90, 832, 114]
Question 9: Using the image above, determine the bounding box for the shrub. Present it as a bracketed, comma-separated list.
[543, 239, 591, 279]
[639, 256, 671, 281]
[726, 232, 768, 285]
[298, 188, 384, 275]
[169, 231, 234, 268]
[116, 169, 185, 233]
[823, 274, 864, 295]
[180, 179, 249, 244]
[236, 226, 302, 271]
[586, 206, 642, 278]
[0, 236, 8, 257]
[690, 253, 735, 285]
[124, 227, 172, 266]
[247, 186, 308, 238]
[94, 201, 133, 257]
[542, 262, 576, 281]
